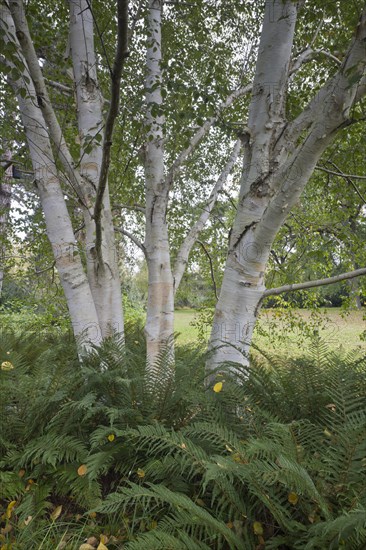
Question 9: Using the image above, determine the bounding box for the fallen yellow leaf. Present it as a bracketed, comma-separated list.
[107, 434, 115, 442]
[77, 464, 88, 476]
[288, 492, 299, 505]
[97, 543, 108, 550]
[5, 501, 16, 520]
[50, 505, 62, 521]
[213, 382, 223, 393]
[253, 521, 264, 535]
[137, 468, 145, 478]
[1, 361, 14, 371]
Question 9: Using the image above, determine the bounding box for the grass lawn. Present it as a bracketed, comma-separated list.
[174, 307, 366, 355]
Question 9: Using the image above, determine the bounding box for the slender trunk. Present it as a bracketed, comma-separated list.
[68, 0, 124, 338]
[143, 0, 174, 365]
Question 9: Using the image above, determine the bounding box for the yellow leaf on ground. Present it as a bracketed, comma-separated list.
[288, 492, 299, 505]
[77, 464, 88, 476]
[213, 382, 223, 393]
[18, 469, 25, 478]
[137, 468, 145, 478]
[24, 516, 32, 526]
[97, 543, 108, 550]
[1, 523, 13, 535]
[5, 501, 16, 519]
[253, 521, 264, 535]
[100, 535, 108, 544]
[107, 434, 115, 442]
[50, 505, 62, 521]
[1, 361, 14, 371]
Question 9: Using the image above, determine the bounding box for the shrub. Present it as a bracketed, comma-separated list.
[1, 332, 365, 549]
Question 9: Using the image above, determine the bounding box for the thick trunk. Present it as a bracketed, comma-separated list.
[69, 0, 124, 338]
[207, 254, 265, 379]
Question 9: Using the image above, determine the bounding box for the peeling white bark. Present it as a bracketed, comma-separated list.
[144, 0, 175, 366]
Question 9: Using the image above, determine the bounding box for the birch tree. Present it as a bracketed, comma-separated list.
[207, 0, 366, 375]
[1, 0, 127, 348]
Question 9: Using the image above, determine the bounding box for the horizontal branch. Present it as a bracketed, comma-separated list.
[263, 267, 366, 298]
[315, 164, 366, 204]
[45, 79, 73, 95]
[315, 165, 366, 181]
[115, 203, 146, 214]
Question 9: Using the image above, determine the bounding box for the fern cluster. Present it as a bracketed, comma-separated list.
[1, 329, 365, 549]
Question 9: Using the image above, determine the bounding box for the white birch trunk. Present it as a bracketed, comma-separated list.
[207, 0, 366, 376]
[68, 0, 124, 338]
[1, 6, 102, 349]
[143, 0, 175, 366]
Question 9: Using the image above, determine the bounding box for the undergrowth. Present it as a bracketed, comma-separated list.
[0, 324, 365, 549]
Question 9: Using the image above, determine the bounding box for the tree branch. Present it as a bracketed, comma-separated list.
[316, 162, 366, 204]
[95, 0, 129, 264]
[164, 85, 252, 189]
[172, 139, 241, 291]
[45, 79, 73, 95]
[163, 15, 322, 192]
[115, 203, 146, 214]
[315, 165, 366, 181]
[263, 267, 366, 298]
[115, 227, 146, 257]
[197, 240, 218, 300]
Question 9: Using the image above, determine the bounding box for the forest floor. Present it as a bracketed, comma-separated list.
[175, 307, 366, 355]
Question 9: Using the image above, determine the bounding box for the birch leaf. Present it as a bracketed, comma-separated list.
[77, 464, 88, 476]
[213, 382, 223, 393]
[253, 521, 264, 535]
[50, 505, 62, 521]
